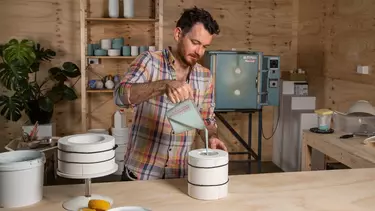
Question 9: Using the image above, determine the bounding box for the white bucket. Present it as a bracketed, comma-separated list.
[111, 128, 129, 145]
[114, 160, 124, 175]
[88, 128, 109, 134]
[115, 144, 127, 161]
[0, 150, 46, 208]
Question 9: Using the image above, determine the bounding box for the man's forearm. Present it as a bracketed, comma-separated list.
[199, 124, 218, 142]
[115, 80, 168, 106]
[128, 80, 168, 104]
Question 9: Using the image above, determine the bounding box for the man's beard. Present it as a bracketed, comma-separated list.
[177, 44, 198, 67]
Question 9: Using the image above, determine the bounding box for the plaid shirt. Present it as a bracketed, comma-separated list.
[114, 48, 216, 180]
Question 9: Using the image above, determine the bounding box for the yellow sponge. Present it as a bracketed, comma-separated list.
[79, 208, 96, 211]
[88, 199, 111, 211]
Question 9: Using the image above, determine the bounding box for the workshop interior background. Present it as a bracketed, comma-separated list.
[0, 0, 374, 171]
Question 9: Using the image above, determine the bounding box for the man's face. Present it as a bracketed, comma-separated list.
[174, 23, 213, 66]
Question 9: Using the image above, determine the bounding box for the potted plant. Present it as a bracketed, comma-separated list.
[0, 38, 81, 124]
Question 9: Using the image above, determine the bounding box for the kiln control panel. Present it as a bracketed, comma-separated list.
[262, 56, 281, 107]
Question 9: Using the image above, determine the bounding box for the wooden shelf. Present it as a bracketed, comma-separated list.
[87, 89, 114, 93]
[80, 0, 163, 132]
[86, 18, 158, 22]
[87, 56, 136, 59]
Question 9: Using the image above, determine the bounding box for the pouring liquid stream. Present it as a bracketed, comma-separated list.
[205, 127, 209, 154]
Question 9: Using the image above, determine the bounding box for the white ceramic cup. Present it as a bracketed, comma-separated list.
[101, 39, 112, 50]
[131, 46, 139, 56]
[108, 49, 121, 56]
[148, 46, 156, 52]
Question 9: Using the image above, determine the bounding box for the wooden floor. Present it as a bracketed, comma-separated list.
[45, 161, 283, 186]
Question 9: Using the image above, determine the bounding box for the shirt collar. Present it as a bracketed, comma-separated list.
[164, 46, 199, 71]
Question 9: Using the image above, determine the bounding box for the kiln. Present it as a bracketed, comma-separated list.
[203, 50, 281, 111]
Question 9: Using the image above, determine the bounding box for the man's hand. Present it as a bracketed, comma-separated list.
[166, 80, 193, 103]
[209, 137, 228, 151]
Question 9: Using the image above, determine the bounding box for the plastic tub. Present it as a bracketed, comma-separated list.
[0, 150, 46, 208]
[315, 109, 333, 131]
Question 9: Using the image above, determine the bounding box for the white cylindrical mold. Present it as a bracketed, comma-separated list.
[187, 149, 229, 200]
[123, 0, 134, 18]
[108, 0, 119, 18]
[57, 134, 117, 177]
[0, 150, 46, 208]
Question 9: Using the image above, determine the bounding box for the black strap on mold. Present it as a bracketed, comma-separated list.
[187, 179, 229, 187]
[58, 155, 116, 164]
[58, 144, 118, 154]
[188, 162, 228, 169]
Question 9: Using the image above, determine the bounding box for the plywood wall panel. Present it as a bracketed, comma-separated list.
[321, 0, 375, 112]
[325, 78, 375, 112]
[0, 0, 297, 162]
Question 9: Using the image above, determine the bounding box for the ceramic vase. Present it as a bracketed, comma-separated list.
[109, 0, 119, 18]
[123, 0, 134, 18]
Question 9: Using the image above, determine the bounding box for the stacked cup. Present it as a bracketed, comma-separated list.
[111, 110, 129, 175]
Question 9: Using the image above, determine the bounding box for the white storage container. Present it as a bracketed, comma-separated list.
[0, 150, 46, 208]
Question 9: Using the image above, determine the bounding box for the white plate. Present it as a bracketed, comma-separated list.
[108, 207, 151, 211]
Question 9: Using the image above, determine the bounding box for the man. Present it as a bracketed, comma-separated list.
[114, 7, 227, 181]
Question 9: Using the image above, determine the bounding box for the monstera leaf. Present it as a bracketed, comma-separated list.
[34, 43, 56, 62]
[3, 39, 35, 67]
[0, 94, 25, 122]
[46, 82, 78, 103]
[0, 62, 29, 91]
[62, 62, 80, 78]
[38, 96, 54, 112]
[30, 43, 56, 73]
[48, 62, 80, 82]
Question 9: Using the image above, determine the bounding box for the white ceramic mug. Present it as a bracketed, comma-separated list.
[148, 46, 156, 52]
[101, 39, 112, 50]
[131, 46, 139, 56]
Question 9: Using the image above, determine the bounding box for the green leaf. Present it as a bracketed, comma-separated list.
[45, 83, 77, 103]
[62, 62, 80, 78]
[0, 94, 25, 122]
[38, 97, 53, 112]
[34, 43, 56, 62]
[3, 39, 36, 67]
[62, 85, 78, 101]
[0, 62, 29, 90]
[19, 81, 39, 100]
[0, 44, 6, 57]
[49, 67, 67, 81]
[46, 83, 64, 103]
[29, 61, 40, 73]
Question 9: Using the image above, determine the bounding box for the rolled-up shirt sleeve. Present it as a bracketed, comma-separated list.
[114, 52, 152, 108]
[200, 77, 217, 128]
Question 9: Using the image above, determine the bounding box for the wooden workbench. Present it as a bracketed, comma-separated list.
[4, 168, 375, 211]
[302, 130, 375, 170]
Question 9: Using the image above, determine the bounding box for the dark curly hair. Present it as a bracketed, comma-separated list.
[176, 7, 220, 36]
